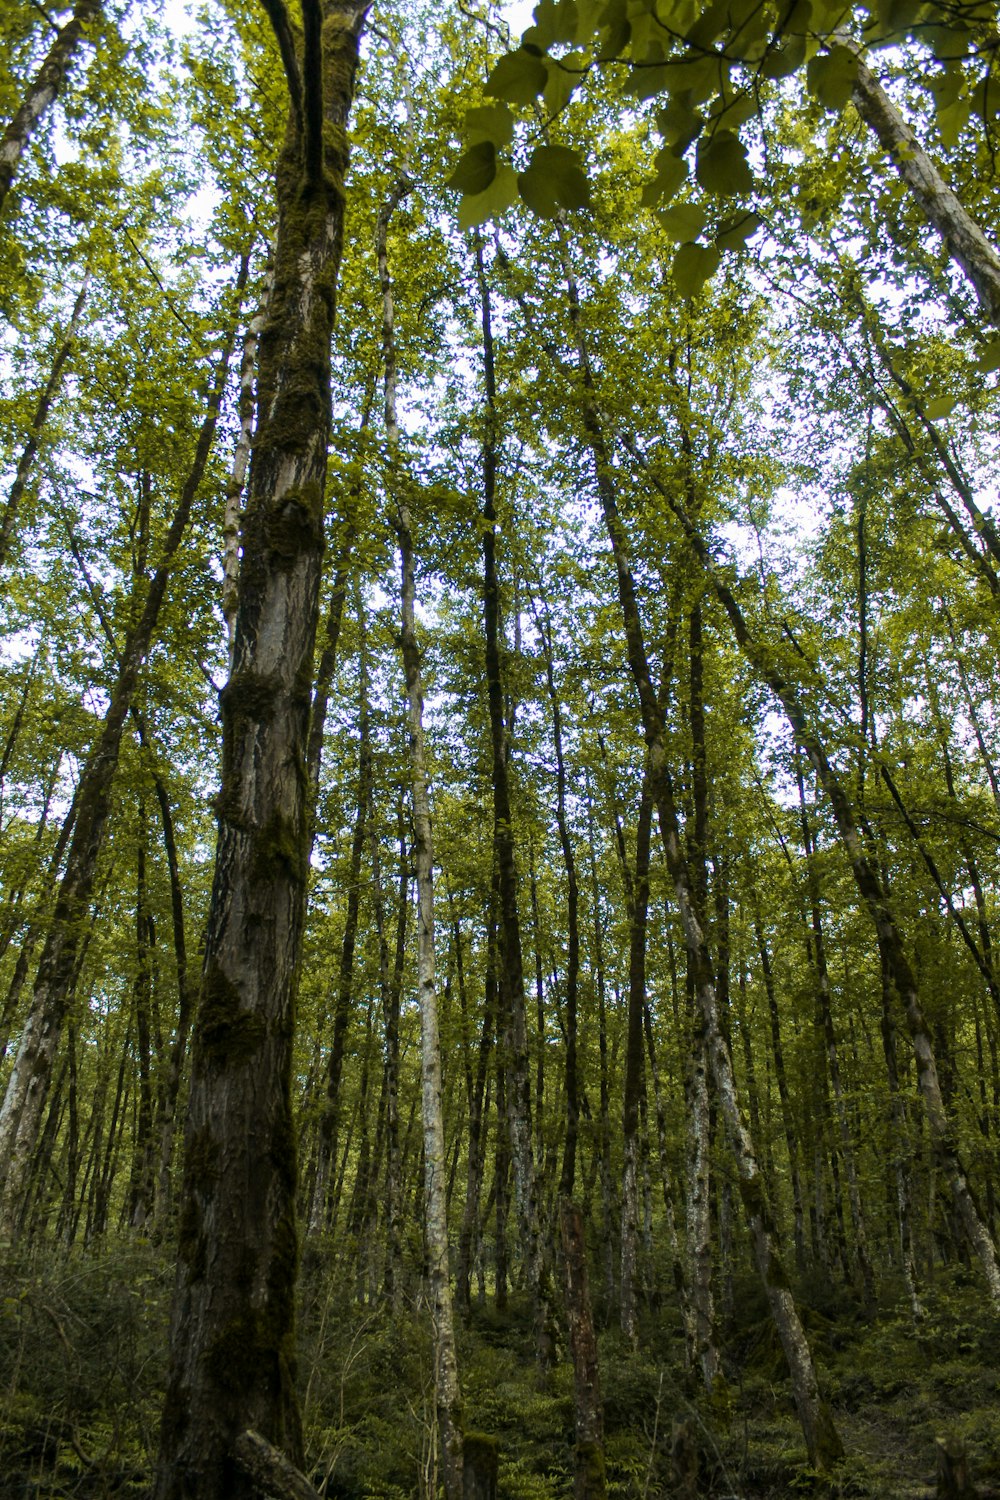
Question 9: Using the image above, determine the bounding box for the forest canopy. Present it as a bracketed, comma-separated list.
[1, 0, 1000, 1495]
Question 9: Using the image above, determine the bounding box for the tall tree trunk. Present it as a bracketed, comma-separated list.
[842, 35, 1000, 325]
[0, 270, 90, 568]
[557, 232, 841, 1470]
[621, 773, 652, 1347]
[797, 766, 876, 1307]
[684, 600, 719, 1388]
[0, 0, 102, 220]
[380, 166, 464, 1500]
[223, 264, 273, 667]
[532, 597, 580, 1200]
[475, 239, 543, 1315]
[308, 609, 372, 1235]
[0, 270, 245, 1236]
[561, 1200, 606, 1500]
[154, 10, 366, 1493]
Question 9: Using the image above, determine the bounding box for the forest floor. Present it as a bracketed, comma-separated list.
[0, 1241, 997, 1499]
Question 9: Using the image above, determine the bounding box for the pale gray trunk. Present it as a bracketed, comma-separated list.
[0, 0, 101, 220]
[843, 37, 1000, 324]
[0, 270, 90, 568]
[380, 173, 464, 1500]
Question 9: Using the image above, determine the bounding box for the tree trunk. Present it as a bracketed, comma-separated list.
[560, 1200, 606, 1500]
[843, 35, 1000, 325]
[223, 265, 273, 667]
[154, 10, 365, 1494]
[557, 232, 841, 1470]
[381, 165, 464, 1500]
[621, 773, 651, 1347]
[308, 610, 372, 1235]
[0, 272, 245, 1236]
[0, 0, 102, 220]
[0, 270, 91, 567]
[475, 238, 543, 1316]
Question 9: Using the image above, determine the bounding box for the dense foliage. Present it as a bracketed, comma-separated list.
[1, 0, 1000, 1493]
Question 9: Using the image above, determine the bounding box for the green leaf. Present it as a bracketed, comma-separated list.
[641, 148, 689, 206]
[457, 165, 520, 229]
[525, 0, 580, 47]
[696, 130, 754, 196]
[872, 0, 924, 42]
[977, 338, 1000, 373]
[517, 144, 591, 217]
[924, 395, 957, 420]
[658, 202, 706, 242]
[715, 209, 762, 250]
[544, 52, 586, 116]
[464, 103, 515, 147]
[622, 62, 672, 101]
[806, 46, 858, 110]
[709, 91, 757, 130]
[446, 141, 497, 195]
[672, 241, 721, 296]
[485, 48, 549, 104]
[654, 0, 700, 33]
[656, 98, 703, 151]
[936, 95, 972, 148]
[760, 35, 807, 77]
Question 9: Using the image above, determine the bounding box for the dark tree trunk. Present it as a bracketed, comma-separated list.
[561, 1200, 606, 1500]
[154, 10, 366, 1495]
[475, 240, 543, 1315]
[0, 271, 90, 567]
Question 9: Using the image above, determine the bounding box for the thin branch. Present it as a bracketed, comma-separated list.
[301, 0, 324, 183]
[258, 0, 304, 130]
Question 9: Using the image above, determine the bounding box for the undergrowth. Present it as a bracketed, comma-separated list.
[0, 1242, 996, 1497]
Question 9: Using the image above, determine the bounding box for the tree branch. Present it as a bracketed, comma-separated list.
[233, 1430, 324, 1500]
[258, 0, 303, 131]
[300, 0, 324, 183]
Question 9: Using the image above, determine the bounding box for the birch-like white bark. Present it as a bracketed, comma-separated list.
[843, 37, 1000, 325]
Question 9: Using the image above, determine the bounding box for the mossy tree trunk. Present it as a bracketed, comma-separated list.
[560, 1199, 606, 1500]
[153, 8, 366, 1497]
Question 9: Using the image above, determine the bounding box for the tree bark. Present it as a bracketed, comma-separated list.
[557, 233, 841, 1470]
[0, 270, 91, 568]
[381, 166, 464, 1500]
[0, 270, 245, 1237]
[153, 10, 365, 1495]
[844, 36, 1000, 326]
[560, 1200, 606, 1500]
[0, 0, 102, 220]
[475, 238, 543, 1315]
[621, 773, 651, 1348]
